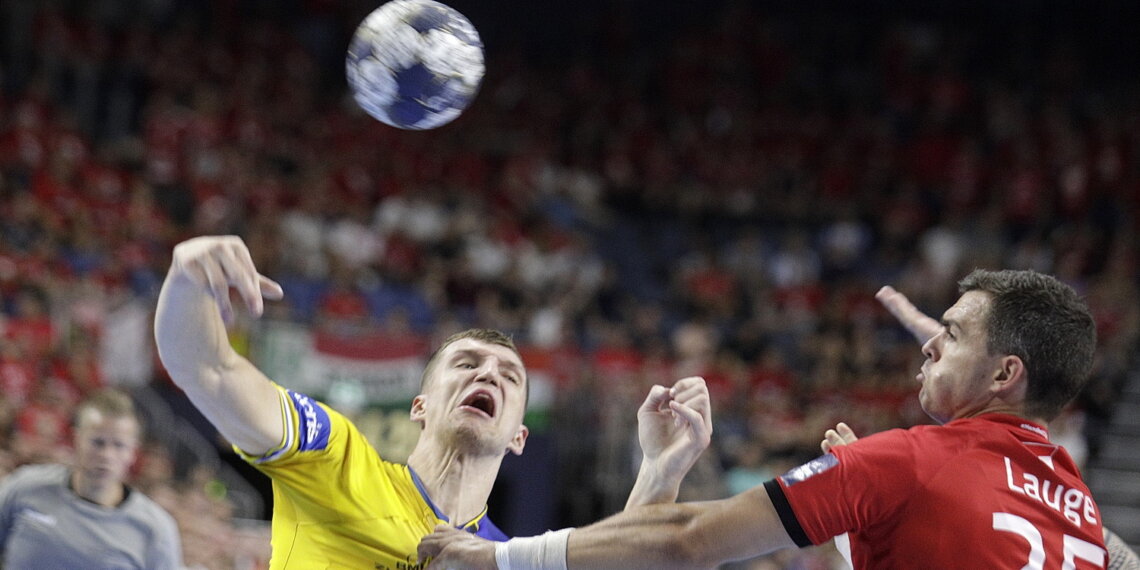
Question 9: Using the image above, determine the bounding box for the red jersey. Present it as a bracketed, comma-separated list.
[765, 414, 1106, 569]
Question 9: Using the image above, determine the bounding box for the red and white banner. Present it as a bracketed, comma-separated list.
[252, 321, 557, 423]
[253, 321, 427, 406]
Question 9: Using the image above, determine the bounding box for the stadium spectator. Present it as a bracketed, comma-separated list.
[0, 389, 182, 569]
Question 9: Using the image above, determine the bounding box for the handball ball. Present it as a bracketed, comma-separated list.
[346, 0, 485, 130]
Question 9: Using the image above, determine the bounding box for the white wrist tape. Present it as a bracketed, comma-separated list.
[494, 528, 571, 570]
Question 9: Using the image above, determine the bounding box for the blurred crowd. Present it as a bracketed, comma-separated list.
[1, 1, 1138, 568]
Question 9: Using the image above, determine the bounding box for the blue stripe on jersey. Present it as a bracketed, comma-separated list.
[408, 467, 510, 541]
[287, 390, 331, 452]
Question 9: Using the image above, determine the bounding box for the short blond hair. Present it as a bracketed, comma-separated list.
[75, 389, 142, 434]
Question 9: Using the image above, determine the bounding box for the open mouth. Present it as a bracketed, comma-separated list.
[459, 390, 496, 418]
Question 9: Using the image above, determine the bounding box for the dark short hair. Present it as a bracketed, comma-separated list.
[958, 269, 1096, 421]
[420, 329, 529, 406]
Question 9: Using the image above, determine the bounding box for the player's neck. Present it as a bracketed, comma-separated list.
[407, 445, 502, 525]
[951, 404, 1046, 427]
[946, 388, 1043, 424]
[69, 470, 126, 508]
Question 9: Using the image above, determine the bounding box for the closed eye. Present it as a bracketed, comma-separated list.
[940, 320, 956, 340]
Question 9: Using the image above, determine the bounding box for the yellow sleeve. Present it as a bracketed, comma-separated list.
[235, 386, 389, 522]
[234, 386, 443, 568]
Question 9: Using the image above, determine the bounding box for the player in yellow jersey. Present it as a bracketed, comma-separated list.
[154, 235, 713, 569]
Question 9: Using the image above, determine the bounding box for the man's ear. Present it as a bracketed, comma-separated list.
[993, 355, 1028, 395]
[506, 424, 529, 456]
[409, 395, 427, 426]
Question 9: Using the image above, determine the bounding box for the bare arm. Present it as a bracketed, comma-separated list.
[625, 376, 713, 508]
[876, 285, 941, 344]
[817, 284, 919, 455]
[573, 486, 795, 568]
[420, 485, 797, 569]
[154, 236, 285, 456]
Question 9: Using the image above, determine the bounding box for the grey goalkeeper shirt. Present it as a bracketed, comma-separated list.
[0, 464, 182, 569]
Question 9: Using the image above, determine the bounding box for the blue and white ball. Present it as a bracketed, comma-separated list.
[346, 0, 484, 130]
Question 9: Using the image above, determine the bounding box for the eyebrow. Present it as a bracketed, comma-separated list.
[451, 349, 525, 377]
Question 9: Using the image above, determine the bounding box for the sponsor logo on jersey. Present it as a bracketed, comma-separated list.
[288, 390, 331, 452]
[779, 453, 839, 487]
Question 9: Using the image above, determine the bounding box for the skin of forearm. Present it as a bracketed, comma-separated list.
[155, 272, 239, 382]
[569, 487, 793, 569]
[624, 461, 680, 509]
[154, 272, 281, 454]
[567, 502, 701, 569]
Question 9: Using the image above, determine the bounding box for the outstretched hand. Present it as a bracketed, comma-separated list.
[875, 286, 941, 345]
[419, 525, 496, 570]
[169, 235, 283, 323]
[627, 376, 712, 508]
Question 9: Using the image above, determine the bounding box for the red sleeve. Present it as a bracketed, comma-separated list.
[770, 429, 921, 545]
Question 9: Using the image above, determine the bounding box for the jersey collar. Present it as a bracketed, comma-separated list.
[408, 466, 489, 533]
[965, 412, 1050, 442]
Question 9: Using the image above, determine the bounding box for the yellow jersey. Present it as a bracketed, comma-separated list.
[238, 386, 508, 569]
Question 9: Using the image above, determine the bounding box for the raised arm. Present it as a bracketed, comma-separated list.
[875, 285, 941, 344]
[154, 236, 285, 456]
[625, 376, 713, 508]
[818, 284, 924, 456]
[420, 485, 796, 569]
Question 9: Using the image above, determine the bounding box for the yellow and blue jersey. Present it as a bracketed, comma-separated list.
[237, 386, 507, 569]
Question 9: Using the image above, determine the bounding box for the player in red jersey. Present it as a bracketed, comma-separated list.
[822, 419, 1137, 570]
[814, 287, 1138, 570]
[421, 269, 1110, 569]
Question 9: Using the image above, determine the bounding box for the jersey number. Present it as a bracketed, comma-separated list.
[993, 513, 1106, 569]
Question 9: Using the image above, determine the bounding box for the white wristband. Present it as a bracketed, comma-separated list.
[494, 528, 572, 570]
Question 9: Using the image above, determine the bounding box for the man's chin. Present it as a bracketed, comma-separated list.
[81, 469, 119, 485]
[917, 394, 935, 419]
[917, 399, 951, 425]
[443, 426, 501, 455]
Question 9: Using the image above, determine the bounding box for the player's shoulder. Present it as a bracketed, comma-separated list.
[856, 424, 932, 448]
[7, 463, 68, 478]
[127, 491, 180, 530]
[2, 463, 67, 490]
[826, 427, 924, 475]
[281, 387, 351, 448]
[270, 387, 390, 468]
[870, 417, 1029, 468]
[882, 418, 996, 444]
[844, 423, 959, 464]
